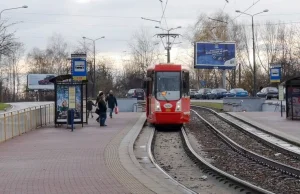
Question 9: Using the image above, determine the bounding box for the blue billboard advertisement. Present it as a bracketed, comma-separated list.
[194, 42, 236, 69]
[270, 67, 281, 83]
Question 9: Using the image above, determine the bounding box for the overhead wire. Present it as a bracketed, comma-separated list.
[232, 0, 261, 21]
[160, 0, 168, 29]
[160, 0, 169, 26]
[158, 0, 170, 44]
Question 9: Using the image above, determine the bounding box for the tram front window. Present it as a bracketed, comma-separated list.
[156, 72, 180, 101]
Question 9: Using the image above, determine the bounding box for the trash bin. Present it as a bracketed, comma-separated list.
[67, 109, 75, 125]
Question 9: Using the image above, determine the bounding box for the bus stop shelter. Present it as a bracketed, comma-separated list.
[49, 74, 88, 127]
[281, 76, 300, 120]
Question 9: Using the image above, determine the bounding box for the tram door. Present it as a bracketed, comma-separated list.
[144, 77, 152, 117]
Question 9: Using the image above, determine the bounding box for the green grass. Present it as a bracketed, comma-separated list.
[0, 103, 10, 111]
[191, 102, 223, 110]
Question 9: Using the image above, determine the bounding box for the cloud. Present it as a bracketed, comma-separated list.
[3, 0, 300, 65]
[72, 0, 103, 4]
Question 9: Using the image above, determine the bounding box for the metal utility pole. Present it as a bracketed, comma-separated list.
[82, 36, 105, 98]
[154, 26, 181, 63]
[252, 16, 256, 95]
[236, 9, 269, 96]
[167, 33, 170, 63]
[239, 63, 241, 86]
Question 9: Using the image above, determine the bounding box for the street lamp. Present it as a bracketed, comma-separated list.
[0, 5, 28, 20]
[155, 26, 181, 63]
[208, 17, 228, 24]
[235, 9, 269, 96]
[82, 36, 105, 98]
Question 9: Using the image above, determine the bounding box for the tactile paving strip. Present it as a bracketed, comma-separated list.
[104, 115, 155, 194]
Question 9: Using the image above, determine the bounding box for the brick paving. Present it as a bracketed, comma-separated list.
[0, 113, 142, 194]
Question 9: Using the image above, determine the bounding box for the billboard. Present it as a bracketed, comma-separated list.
[194, 42, 236, 69]
[27, 74, 56, 90]
[270, 67, 281, 83]
[56, 84, 82, 123]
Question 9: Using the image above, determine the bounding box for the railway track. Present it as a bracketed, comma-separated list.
[191, 105, 300, 173]
[150, 127, 271, 194]
[187, 106, 300, 193]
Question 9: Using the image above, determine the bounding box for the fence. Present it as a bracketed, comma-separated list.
[0, 103, 55, 143]
[133, 101, 146, 112]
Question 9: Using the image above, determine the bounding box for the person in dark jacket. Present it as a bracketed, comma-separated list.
[105, 90, 118, 118]
[98, 93, 107, 126]
[95, 91, 103, 122]
[87, 98, 96, 118]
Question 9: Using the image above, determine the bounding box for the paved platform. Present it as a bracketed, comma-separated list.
[228, 112, 300, 145]
[0, 112, 156, 194]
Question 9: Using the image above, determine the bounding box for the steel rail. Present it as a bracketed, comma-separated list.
[192, 105, 300, 163]
[147, 127, 198, 194]
[191, 108, 300, 178]
[180, 126, 273, 194]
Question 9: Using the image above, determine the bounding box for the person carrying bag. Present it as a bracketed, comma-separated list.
[105, 90, 118, 118]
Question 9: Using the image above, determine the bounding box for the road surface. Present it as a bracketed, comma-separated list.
[7, 101, 54, 112]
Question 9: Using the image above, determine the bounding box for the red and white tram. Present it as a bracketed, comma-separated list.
[143, 63, 190, 128]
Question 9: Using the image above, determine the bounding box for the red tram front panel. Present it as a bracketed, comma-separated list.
[145, 63, 190, 125]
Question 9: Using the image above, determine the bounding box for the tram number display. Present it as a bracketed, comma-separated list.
[165, 108, 171, 112]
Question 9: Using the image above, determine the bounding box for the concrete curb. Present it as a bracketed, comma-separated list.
[119, 114, 179, 194]
[104, 114, 154, 194]
[227, 112, 300, 146]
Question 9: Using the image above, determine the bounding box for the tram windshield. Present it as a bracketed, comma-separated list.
[156, 71, 181, 101]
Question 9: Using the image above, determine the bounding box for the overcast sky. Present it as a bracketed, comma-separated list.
[1, 0, 300, 60]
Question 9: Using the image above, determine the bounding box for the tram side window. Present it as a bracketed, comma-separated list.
[152, 74, 155, 95]
[182, 71, 189, 96]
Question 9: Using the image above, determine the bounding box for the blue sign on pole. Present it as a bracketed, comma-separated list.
[71, 54, 87, 81]
[194, 42, 236, 69]
[270, 67, 281, 83]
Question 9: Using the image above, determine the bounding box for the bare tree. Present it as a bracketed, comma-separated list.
[0, 22, 19, 56]
[128, 27, 159, 78]
[46, 33, 70, 75]
[7, 42, 24, 101]
[27, 34, 70, 75]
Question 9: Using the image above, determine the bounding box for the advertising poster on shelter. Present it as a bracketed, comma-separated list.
[56, 84, 82, 122]
[287, 87, 300, 118]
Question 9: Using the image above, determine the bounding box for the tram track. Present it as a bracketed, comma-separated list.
[191, 105, 300, 173]
[187, 106, 300, 193]
[150, 127, 271, 194]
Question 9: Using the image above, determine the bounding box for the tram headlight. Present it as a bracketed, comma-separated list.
[155, 99, 161, 111]
[176, 100, 182, 111]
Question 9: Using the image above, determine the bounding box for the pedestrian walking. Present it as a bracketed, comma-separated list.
[98, 92, 107, 126]
[87, 98, 96, 118]
[105, 90, 118, 118]
[95, 91, 102, 122]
